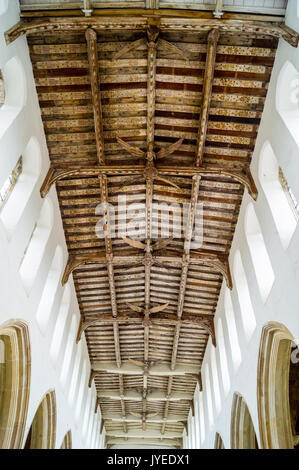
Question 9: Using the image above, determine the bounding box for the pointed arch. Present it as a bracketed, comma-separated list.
[214, 432, 225, 449]
[60, 430, 72, 449]
[24, 390, 56, 449]
[257, 322, 296, 449]
[231, 393, 258, 449]
[0, 319, 31, 449]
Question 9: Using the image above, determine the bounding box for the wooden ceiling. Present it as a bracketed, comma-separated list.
[10, 1, 298, 448]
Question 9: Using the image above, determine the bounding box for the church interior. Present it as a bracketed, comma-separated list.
[0, 0, 298, 449]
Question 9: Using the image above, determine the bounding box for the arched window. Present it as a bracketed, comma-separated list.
[276, 61, 299, 145]
[245, 203, 275, 303]
[199, 394, 205, 444]
[0, 156, 22, 211]
[68, 342, 82, 405]
[259, 141, 298, 249]
[0, 137, 42, 236]
[233, 250, 256, 341]
[75, 360, 87, 422]
[210, 346, 221, 415]
[83, 389, 92, 438]
[36, 246, 63, 334]
[60, 314, 77, 387]
[205, 363, 214, 427]
[224, 289, 242, 372]
[194, 387, 201, 448]
[19, 198, 53, 294]
[50, 285, 71, 364]
[0, 57, 27, 137]
[216, 318, 230, 396]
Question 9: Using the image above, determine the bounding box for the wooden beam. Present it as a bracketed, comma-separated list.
[40, 164, 258, 200]
[106, 437, 182, 447]
[98, 389, 194, 401]
[77, 313, 216, 343]
[119, 374, 128, 434]
[98, 174, 121, 368]
[63, 248, 232, 290]
[19, 8, 285, 22]
[161, 376, 173, 435]
[85, 28, 104, 165]
[103, 412, 185, 424]
[196, 28, 219, 166]
[106, 429, 182, 439]
[93, 360, 199, 376]
[6, 16, 298, 48]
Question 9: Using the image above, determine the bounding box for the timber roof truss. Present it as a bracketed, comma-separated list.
[10, 1, 298, 448]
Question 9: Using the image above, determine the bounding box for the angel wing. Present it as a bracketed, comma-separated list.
[158, 38, 190, 63]
[129, 411, 143, 419]
[149, 303, 169, 314]
[126, 302, 144, 313]
[156, 137, 184, 160]
[128, 358, 145, 368]
[122, 236, 146, 250]
[152, 236, 173, 251]
[116, 136, 145, 158]
[112, 37, 146, 61]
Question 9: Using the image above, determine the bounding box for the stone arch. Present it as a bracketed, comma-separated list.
[24, 390, 56, 449]
[257, 321, 298, 449]
[60, 430, 72, 449]
[230, 392, 258, 449]
[0, 319, 31, 449]
[214, 432, 225, 449]
[0, 70, 4, 107]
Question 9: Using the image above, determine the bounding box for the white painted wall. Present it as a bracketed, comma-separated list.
[188, 0, 299, 450]
[0, 0, 104, 449]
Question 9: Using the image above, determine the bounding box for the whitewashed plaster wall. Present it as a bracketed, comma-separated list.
[186, 0, 299, 450]
[0, 0, 103, 449]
